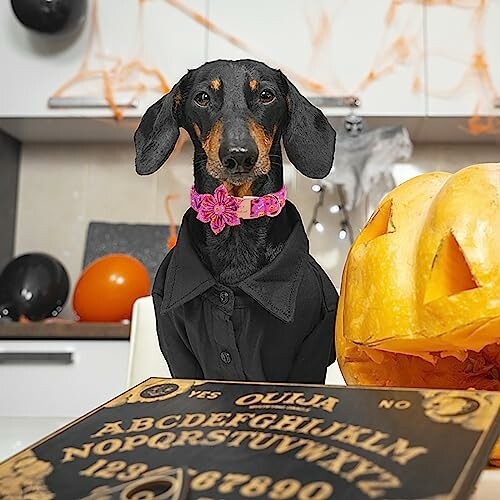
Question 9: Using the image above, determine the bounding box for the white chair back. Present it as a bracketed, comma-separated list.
[325, 362, 346, 386]
[127, 296, 171, 387]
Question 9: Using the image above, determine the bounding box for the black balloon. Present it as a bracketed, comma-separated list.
[0, 253, 70, 321]
[11, 0, 87, 34]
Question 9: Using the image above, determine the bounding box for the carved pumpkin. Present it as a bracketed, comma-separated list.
[335, 163, 499, 461]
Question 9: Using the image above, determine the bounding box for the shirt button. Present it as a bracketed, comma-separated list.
[220, 351, 232, 364]
[219, 291, 229, 304]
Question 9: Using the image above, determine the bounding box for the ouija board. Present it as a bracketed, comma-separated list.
[0, 378, 498, 500]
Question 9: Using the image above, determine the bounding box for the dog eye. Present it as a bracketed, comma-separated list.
[194, 92, 210, 107]
[259, 89, 275, 104]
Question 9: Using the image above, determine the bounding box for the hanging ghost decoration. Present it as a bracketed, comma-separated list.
[326, 118, 413, 211]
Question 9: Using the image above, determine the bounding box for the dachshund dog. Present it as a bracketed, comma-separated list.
[135, 59, 338, 384]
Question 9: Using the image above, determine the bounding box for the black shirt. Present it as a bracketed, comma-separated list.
[152, 202, 339, 384]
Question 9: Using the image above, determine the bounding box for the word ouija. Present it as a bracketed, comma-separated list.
[61, 412, 429, 499]
[233, 392, 340, 413]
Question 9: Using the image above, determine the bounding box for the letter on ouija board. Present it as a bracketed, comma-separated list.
[227, 431, 258, 447]
[61, 443, 94, 463]
[127, 417, 155, 433]
[178, 414, 207, 428]
[318, 448, 358, 475]
[295, 417, 326, 435]
[171, 430, 205, 447]
[295, 394, 339, 412]
[379, 438, 428, 465]
[94, 438, 123, 455]
[247, 432, 281, 450]
[294, 440, 334, 462]
[357, 431, 391, 453]
[283, 392, 304, 404]
[148, 432, 177, 450]
[341, 459, 386, 482]
[225, 413, 255, 427]
[317, 396, 340, 412]
[203, 413, 232, 427]
[273, 435, 309, 454]
[357, 472, 402, 499]
[310, 420, 345, 437]
[249, 414, 278, 429]
[235, 394, 262, 406]
[91, 421, 126, 438]
[261, 392, 291, 404]
[269, 415, 309, 433]
[333, 425, 373, 446]
[201, 429, 232, 446]
[119, 434, 149, 452]
[155, 415, 181, 429]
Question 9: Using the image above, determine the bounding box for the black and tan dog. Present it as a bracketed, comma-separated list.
[135, 59, 338, 384]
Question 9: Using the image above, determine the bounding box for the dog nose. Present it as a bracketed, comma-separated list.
[220, 147, 257, 171]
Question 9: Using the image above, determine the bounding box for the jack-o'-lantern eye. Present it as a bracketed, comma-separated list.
[357, 199, 395, 244]
[423, 231, 478, 304]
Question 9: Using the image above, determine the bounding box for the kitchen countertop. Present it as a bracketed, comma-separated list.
[0, 321, 130, 340]
[0, 416, 498, 498]
[0, 416, 71, 461]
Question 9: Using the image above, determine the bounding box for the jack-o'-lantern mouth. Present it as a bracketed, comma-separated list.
[341, 342, 500, 392]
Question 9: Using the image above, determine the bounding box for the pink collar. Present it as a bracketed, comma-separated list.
[191, 184, 287, 234]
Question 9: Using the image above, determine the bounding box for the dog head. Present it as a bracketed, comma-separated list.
[135, 59, 336, 187]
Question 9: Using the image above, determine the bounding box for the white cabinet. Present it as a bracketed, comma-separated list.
[0, 1, 88, 118]
[3, 0, 499, 141]
[0, 340, 129, 417]
[0, 0, 208, 118]
[426, 1, 500, 117]
[206, 0, 425, 116]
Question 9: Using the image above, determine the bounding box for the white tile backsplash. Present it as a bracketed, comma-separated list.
[84, 145, 157, 224]
[14, 141, 499, 319]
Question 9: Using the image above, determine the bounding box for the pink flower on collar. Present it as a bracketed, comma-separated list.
[194, 184, 241, 234]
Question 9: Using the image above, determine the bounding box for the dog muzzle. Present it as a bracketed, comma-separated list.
[190, 184, 287, 235]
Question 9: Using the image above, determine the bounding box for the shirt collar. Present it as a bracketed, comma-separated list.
[160, 203, 308, 323]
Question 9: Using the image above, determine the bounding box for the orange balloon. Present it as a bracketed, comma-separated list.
[73, 254, 151, 322]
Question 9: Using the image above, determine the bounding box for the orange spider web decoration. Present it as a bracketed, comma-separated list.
[385, 0, 500, 135]
[306, 0, 499, 136]
[299, 0, 425, 104]
[51, 0, 326, 120]
[357, 33, 423, 94]
[163, 0, 326, 93]
[272, 0, 426, 121]
[51, 0, 170, 120]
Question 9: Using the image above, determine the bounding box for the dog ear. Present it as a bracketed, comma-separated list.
[281, 74, 336, 179]
[134, 82, 183, 175]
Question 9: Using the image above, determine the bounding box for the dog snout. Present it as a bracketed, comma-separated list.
[219, 145, 258, 172]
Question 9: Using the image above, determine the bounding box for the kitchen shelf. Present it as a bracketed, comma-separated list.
[0, 116, 140, 143]
[1, 115, 499, 144]
[0, 321, 130, 340]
